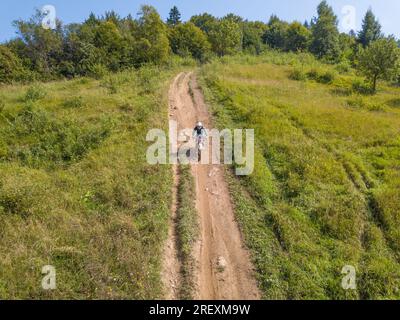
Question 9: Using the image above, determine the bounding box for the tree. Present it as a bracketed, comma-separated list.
[357, 9, 382, 47]
[242, 21, 267, 54]
[190, 13, 217, 34]
[262, 16, 288, 49]
[208, 19, 242, 56]
[169, 22, 211, 60]
[310, 1, 341, 61]
[0, 45, 32, 83]
[357, 38, 400, 92]
[103, 11, 121, 25]
[93, 21, 124, 71]
[167, 6, 181, 26]
[285, 22, 311, 52]
[85, 13, 99, 26]
[134, 5, 170, 65]
[339, 32, 357, 62]
[223, 13, 243, 24]
[13, 10, 64, 78]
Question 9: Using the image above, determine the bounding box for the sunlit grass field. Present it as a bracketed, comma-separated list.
[0, 60, 194, 299]
[200, 52, 400, 299]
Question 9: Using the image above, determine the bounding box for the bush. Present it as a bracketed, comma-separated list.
[0, 46, 33, 84]
[0, 99, 5, 113]
[317, 70, 336, 84]
[306, 68, 336, 84]
[306, 68, 319, 80]
[352, 79, 374, 95]
[289, 68, 307, 81]
[24, 84, 46, 102]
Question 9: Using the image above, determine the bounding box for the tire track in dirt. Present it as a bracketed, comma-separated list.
[161, 73, 186, 300]
[163, 72, 260, 300]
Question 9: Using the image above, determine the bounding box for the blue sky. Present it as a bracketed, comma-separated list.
[1, 0, 399, 42]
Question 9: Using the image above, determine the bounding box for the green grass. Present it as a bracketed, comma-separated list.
[199, 52, 400, 300]
[0, 59, 195, 299]
[176, 164, 198, 300]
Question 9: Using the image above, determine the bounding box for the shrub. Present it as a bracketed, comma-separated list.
[289, 68, 307, 81]
[306, 68, 336, 84]
[317, 70, 336, 84]
[306, 68, 319, 80]
[0, 46, 33, 84]
[352, 79, 374, 95]
[24, 84, 46, 102]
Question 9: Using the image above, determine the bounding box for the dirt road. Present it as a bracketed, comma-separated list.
[162, 72, 260, 300]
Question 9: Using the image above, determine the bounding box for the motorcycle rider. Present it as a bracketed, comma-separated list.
[193, 121, 207, 140]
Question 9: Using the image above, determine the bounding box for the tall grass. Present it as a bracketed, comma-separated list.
[199, 51, 400, 300]
[176, 165, 198, 300]
[0, 64, 187, 299]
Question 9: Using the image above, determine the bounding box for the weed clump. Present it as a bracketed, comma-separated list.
[24, 84, 46, 102]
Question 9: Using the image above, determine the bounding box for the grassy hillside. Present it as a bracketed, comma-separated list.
[0, 60, 193, 299]
[199, 52, 400, 299]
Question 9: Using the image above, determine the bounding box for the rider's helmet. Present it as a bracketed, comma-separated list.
[196, 121, 203, 128]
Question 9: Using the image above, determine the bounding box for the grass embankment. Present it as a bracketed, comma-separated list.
[176, 165, 198, 300]
[199, 52, 400, 300]
[0, 59, 194, 299]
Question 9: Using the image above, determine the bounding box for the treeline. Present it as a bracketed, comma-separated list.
[0, 1, 399, 89]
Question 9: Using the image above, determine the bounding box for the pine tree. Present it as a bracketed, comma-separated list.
[85, 12, 98, 26]
[357, 9, 382, 47]
[167, 6, 181, 26]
